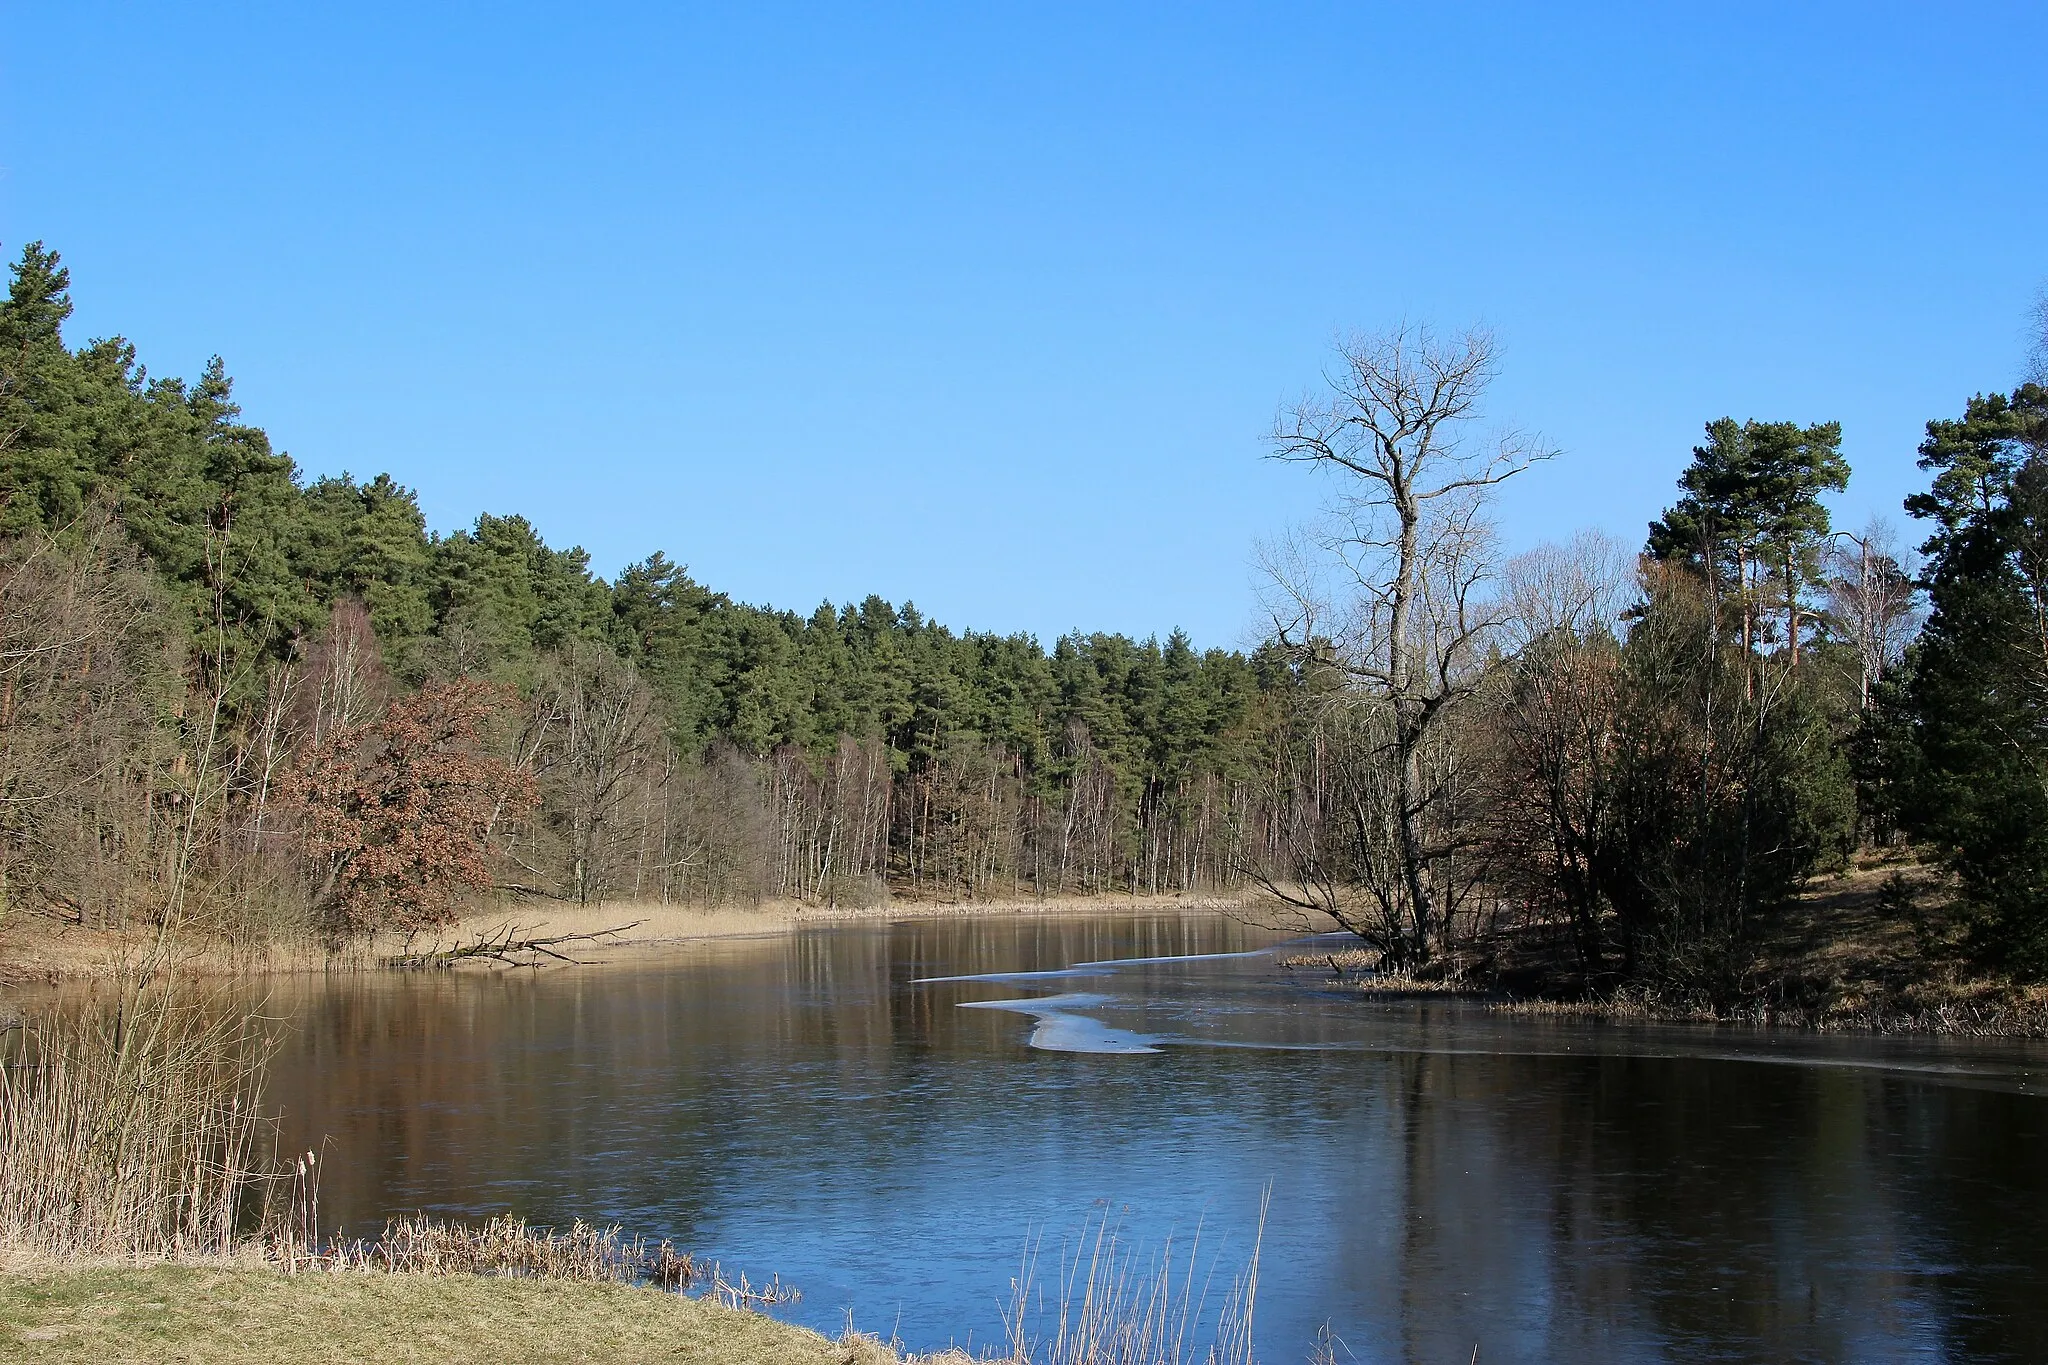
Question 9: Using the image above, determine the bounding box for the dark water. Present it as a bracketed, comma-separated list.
[253, 913, 2048, 1364]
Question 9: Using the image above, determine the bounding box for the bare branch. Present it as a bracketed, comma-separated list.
[1254, 323, 1555, 968]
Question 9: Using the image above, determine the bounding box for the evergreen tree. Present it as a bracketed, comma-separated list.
[1893, 383, 2048, 971]
[1648, 418, 1848, 660]
[0, 243, 89, 534]
[299, 474, 436, 648]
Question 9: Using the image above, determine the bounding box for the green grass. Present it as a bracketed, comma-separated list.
[0, 1264, 858, 1365]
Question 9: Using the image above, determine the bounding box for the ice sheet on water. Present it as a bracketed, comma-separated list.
[956, 992, 1164, 1054]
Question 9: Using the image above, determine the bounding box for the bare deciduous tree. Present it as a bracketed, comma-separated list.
[1476, 531, 1638, 972]
[1500, 529, 1635, 652]
[1254, 325, 1553, 967]
[1824, 518, 1921, 710]
[299, 599, 387, 746]
[0, 512, 177, 928]
[2028, 284, 2048, 388]
[772, 735, 891, 906]
[519, 645, 665, 905]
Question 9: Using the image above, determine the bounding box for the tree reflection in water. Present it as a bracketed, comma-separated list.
[242, 914, 2048, 1363]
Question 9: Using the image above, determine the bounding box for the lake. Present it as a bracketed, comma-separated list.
[260, 911, 2048, 1364]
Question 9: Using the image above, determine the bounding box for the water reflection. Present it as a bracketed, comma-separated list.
[239, 914, 2048, 1363]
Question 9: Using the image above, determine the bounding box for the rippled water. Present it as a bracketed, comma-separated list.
[245, 912, 2048, 1363]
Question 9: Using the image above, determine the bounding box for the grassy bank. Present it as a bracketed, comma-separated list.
[0, 1262, 869, 1365]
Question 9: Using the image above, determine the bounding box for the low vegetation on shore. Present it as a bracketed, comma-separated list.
[1278, 855, 2048, 1035]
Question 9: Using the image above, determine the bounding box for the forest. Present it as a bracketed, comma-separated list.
[3, 239, 2045, 1006]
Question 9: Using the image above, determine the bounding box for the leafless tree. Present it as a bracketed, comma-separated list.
[772, 735, 891, 905]
[1045, 720, 1123, 895]
[1823, 518, 1921, 710]
[1500, 530, 1635, 652]
[299, 599, 387, 747]
[519, 645, 664, 904]
[661, 744, 774, 906]
[2028, 284, 2047, 388]
[1255, 325, 1554, 967]
[0, 513, 177, 928]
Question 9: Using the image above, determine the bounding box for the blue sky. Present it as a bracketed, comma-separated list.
[4, 3, 2042, 648]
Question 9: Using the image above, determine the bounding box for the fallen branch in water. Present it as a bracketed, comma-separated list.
[383, 919, 647, 970]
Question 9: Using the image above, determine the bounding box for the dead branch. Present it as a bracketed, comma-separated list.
[383, 918, 647, 970]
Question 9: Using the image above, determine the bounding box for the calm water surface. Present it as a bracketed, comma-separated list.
[253, 913, 2048, 1364]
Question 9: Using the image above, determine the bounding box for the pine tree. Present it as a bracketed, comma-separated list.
[1894, 383, 2048, 971]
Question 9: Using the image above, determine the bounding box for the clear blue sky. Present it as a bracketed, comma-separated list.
[4, 3, 2042, 648]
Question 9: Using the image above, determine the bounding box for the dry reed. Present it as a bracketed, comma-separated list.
[1004, 1194, 1265, 1365]
[0, 992, 723, 1295]
[312, 1212, 697, 1288]
[0, 985, 278, 1259]
[1276, 949, 1481, 996]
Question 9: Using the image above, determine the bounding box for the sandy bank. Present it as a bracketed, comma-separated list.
[0, 892, 1259, 986]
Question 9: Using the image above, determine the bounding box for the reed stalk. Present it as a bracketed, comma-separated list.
[314, 1212, 696, 1288]
[1004, 1194, 1266, 1365]
[0, 985, 277, 1259]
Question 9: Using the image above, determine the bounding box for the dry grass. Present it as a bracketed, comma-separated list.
[307, 1212, 697, 1288]
[1274, 948, 1484, 997]
[0, 1263, 852, 1365]
[0, 1206, 1266, 1365]
[0, 1014, 852, 1362]
[1486, 990, 1690, 1023]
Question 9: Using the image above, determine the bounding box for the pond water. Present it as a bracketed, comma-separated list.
[255, 912, 2048, 1364]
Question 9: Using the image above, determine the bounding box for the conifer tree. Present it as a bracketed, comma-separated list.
[1893, 383, 2048, 970]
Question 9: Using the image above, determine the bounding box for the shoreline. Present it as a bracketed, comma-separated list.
[0, 892, 1262, 988]
[1273, 948, 2048, 1039]
[13, 878, 2039, 1039]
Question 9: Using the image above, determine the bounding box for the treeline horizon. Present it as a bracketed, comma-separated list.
[5, 239, 2045, 1000]
[0, 241, 1298, 930]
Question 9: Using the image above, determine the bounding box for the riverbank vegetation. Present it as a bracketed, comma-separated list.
[2, 241, 2046, 1023]
[1254, 316, 2048, 1024]
[0, 1264, 857, 1365]
[0, 982, 274, 1259]
[2, 1209, 1262, 1365]
[0, 975, 829, 1357]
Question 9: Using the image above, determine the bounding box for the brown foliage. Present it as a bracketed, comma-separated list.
[282, 679, 536, 936]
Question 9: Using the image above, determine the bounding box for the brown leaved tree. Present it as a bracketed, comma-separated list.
[283, 679, 536, 937]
